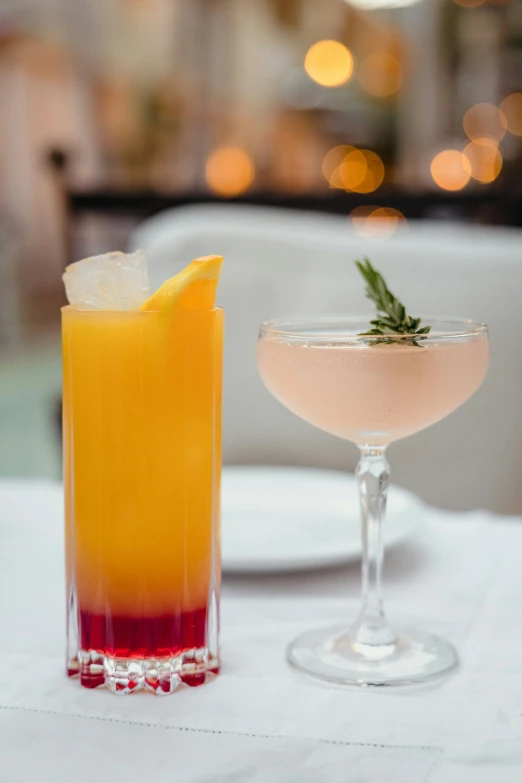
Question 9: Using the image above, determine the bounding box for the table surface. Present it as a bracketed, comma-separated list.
[1, 479, 522, 783]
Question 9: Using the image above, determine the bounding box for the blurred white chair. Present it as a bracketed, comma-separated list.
[132, 204, 522, 514]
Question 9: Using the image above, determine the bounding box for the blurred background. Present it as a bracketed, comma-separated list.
[0, 0, 521, 508]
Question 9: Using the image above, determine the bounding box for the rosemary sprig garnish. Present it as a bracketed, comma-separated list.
[355, 258, 431, 346]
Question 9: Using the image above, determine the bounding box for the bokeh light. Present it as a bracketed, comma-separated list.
[324, 147, 385, 193]
[338, 149, 368, 190]
[322, 145, 355, 184]
[304, 40, 353, 88]
[430, 150, 471, 191]
[347, 149, 385, 193]
[463, 138, 502, 184]
[351, 206, 406, 240]
[499, 93, 522, 136]
[351, 205, 375, 235]
[205, 147, 255, 196]
[358, 53, 403, 98]
[463, 103, 507, 142]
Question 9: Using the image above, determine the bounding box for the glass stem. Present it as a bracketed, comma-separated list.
[353, 446, 396, 650]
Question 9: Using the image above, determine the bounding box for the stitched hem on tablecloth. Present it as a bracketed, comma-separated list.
[0, 704, 441, 753]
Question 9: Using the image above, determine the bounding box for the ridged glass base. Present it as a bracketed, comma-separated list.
[68, 648, 219, 695]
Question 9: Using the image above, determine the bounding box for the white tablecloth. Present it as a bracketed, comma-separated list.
[1, 480, 522, 783]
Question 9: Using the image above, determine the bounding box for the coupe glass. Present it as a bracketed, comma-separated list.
[257, 316, 489, 686]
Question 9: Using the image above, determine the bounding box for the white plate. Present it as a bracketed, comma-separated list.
[221, 466, 423, 574]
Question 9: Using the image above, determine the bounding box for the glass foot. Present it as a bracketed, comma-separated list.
[70, 648, 219, 694]
[287, 623, 459, 687]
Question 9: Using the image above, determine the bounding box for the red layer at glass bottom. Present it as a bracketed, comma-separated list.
[78, 606, 208, 659]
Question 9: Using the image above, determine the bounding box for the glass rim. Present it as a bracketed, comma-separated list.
[61, 305, 223, 315]
[259, 314, 488, 342]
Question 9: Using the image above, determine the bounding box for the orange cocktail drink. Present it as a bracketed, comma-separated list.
[63, 254, 222, 694]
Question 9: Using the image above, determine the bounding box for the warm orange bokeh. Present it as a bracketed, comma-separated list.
[499, 93, 522, 136]
[205, 147, 255, 196]
[339, 149, 368, 190]
[322, 145, 355, 183]
[304, 40, 353, 87]
[430, 150, 471, 191]
[464, 138, 502, 184]
[325, 147, 384, 193]
[352, 150, 385, 194]
[351, 206, 406, 239]
[463, 103, 507, 142]
[358, 53, 403, 98]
